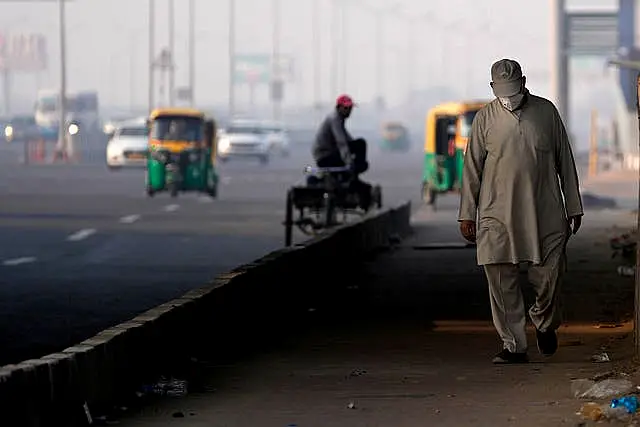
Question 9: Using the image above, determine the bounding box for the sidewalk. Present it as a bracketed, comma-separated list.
[116, 206, 638, 427]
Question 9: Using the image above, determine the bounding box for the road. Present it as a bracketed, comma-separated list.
[0, 141, 423, 366]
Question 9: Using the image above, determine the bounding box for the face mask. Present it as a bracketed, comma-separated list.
[498, 93, 524, 111]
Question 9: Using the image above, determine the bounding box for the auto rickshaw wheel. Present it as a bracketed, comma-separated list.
[169, 182, 179, 198]
[205, 169, 218, 198]
[422, 182, 437, 206]
[206, 184, 217, 198]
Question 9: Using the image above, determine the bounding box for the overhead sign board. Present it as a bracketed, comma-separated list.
[566, 12, 618, 56]
[233, 54, 295, 84]
[0, 32, 47, 71]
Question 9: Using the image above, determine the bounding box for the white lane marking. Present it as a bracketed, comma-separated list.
[119, 214, 141, 224]
[163, 204, 180, 212]
[198, 196, 213, 203]
[67, 228, 96, 241]
[2, 257, 36, 266]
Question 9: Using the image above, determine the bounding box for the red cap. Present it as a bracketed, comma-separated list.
[336, 94, 355, 107]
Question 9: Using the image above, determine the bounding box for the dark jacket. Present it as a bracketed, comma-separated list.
[312, 111, 352, 164]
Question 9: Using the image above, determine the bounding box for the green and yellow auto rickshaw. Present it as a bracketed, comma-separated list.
[146, 108, 219, 198]
[379, 121, 410, 152]
[421, 100, 488, 206]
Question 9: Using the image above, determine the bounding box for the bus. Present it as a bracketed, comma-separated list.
[34, 90, 100, 132]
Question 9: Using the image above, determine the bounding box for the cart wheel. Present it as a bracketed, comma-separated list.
[284, 188, 294, 246]
[373, 185, 383, 208]
[146, 185, 155, 197]
[323, 192, 335, 227]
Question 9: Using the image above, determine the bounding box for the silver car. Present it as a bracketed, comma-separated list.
[106, 121, 148, 169]
[217, 122, 272, 164]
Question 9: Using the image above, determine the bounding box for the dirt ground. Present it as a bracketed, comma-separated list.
[110, 205, 639, 427]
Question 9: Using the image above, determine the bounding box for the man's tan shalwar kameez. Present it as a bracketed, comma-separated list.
[458, 94, 583, 353]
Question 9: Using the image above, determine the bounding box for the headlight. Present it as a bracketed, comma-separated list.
[103, 124, 114, 134]
[218, 138, 230, 152]
[68, 124, 79, 135]
[4, 126, 13, 137]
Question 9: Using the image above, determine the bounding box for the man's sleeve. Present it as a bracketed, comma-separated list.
[330, 117, 352, 164]
[552, 106, 583, 217]
[458, 112, 487, 222]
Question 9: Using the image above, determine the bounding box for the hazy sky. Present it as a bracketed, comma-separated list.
[0, 0, 623, 114]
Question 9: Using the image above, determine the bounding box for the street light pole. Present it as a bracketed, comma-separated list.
[168, 0, 175, 105]
[56, 0, 67, 157]
[148, 0, 155, 113]
[272, 0, 281, 122]
[312, 0, 321, 110]
[330, 0, 338, 99]
[406, 19, 415, 105]
[228, 0, 235, 119]
[130, 34, 136, 111]
[340, 0, 347, 92]
[188, 0, 195, 107]
[374, 10, 383, 109]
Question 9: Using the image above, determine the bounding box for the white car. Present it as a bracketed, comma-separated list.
[217, 122, 273, 164]
[106, 120, 148, 169]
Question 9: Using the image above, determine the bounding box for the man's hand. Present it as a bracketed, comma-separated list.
[569, 215, 582, 235]
[459, 220, 476, 243]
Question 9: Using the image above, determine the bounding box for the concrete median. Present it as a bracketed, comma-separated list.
[0, 201, 412, 427]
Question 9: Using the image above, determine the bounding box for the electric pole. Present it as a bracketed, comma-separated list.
[228, 0, 236, 119]
[188, 0, 195, 106]
[272, 0, 282, 122]
[56, 0, 67, 158]
[148, 0, 155, 113]
[168, 0, 175, 105]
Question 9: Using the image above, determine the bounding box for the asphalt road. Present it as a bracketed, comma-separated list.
[0, 141, 423, 366]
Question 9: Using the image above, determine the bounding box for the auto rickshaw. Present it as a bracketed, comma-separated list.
[146, 108, 219, 198]
[421, 100, 488, 206]
[379, 121, 410, 152]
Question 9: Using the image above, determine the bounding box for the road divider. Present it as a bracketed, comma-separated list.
[0, 201, 412, 426]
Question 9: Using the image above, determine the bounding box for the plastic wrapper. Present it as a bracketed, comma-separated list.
[571, 378, 634, 399]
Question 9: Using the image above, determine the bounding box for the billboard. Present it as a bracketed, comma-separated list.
[233, 54, 294, 84]
[0, 32, 47, 71]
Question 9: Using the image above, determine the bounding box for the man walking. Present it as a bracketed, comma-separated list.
[458, 59, 583, 364]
